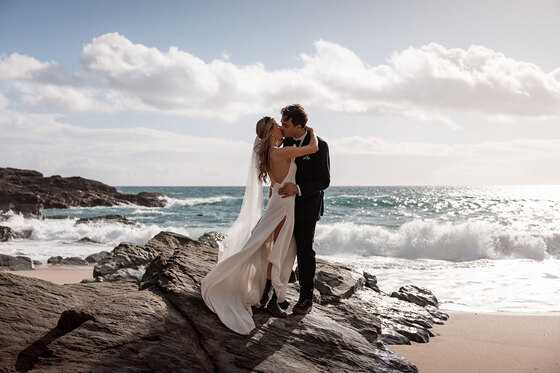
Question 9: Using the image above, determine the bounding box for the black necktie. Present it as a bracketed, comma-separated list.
[295, 140, 301, 147]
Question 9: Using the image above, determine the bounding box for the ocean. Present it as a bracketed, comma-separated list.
[1, 185, 559, 314]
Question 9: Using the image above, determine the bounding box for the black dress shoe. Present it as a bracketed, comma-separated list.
[264, 290, 287, 318]
[279, 299, 290, 310]
[293, 297, 313, 315]
[259, 279, 272, 309]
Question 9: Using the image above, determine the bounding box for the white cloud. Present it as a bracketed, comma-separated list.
[1, 34, 559, 122]
[0, 52, 111, 112]
[329, 135, 560, 185]
[0, 109, 252, 185]
[1, 108, 558, 186]
[330, 136, 471, 157]
[0, 93, 8, 109]
[330, 136, 560, 158]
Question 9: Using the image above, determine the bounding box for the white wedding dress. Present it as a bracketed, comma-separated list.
[201, 156, 297, 335]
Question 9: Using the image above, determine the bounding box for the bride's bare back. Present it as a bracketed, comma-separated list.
[267, 127, 319, 185]
[267, 154, 292, 184]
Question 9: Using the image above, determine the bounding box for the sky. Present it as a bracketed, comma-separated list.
[1, 0, 559, 186]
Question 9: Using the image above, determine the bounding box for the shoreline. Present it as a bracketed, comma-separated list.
[388, 311, 560, 373]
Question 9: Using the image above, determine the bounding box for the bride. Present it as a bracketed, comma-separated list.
[201, 116, 318, 335]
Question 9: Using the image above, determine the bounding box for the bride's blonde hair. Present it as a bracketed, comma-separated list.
[255, 116, 276, 183]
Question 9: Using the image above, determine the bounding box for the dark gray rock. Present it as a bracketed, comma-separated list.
[364, 271, 381, 292]
[391, 285, 439, 308]
[75, 214, 137, 226]
[92, 231, 193, 282]
[85, 251, 110, 263]
[77, 236, 99, 243]
[33, 260, 42, 265]
[140, 235, 418, 373]
[197, 231, 225, 249]
[47, 256, 63, 264]
[60, 257, 89, 266]
[14, 229, 33, 239]
[0, 231, 450, 372]
[0, 273, 211, 372]
[313, 259, 365, 304]
[47, 256, 88, 266]
[0, 254, 33, 270]
[0, 226, 15, 241]
[0, 167, 167, 217]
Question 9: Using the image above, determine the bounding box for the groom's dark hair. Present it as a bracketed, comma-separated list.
[281, 104, 308, 128]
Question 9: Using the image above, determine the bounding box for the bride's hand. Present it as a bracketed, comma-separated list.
[306, 126, 314, 134]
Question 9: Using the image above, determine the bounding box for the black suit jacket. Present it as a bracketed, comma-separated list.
[283, 132, 330, 222]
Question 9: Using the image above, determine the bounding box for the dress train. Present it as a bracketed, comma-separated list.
[201, 160, 297, 335]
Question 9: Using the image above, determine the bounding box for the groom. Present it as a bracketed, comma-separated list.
[278, 104, 330, 314]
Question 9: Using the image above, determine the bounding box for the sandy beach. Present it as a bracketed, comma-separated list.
[9, 266, 94, 284]
[389, 311, 560, 373]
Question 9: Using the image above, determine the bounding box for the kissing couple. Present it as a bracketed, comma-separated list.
[201, 104, 331, 335]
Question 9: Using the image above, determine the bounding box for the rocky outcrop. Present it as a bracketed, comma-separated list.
[75, 214, 137, 226]
[0, 231, 449, 372]
[391, 285, 439, 308]
[91, 231, 192, 282]
[313, 260, 365, 304]
[0, 226, 33, 241]
[197, 231, 225, 249]
[92, 231, 448, 346]
[47, 256, 89, 266]
[77, 237, 99, 244]
[85, 251, 110, 263]
[47, 256, 63, 264]
[0, 226, 15, 241]
[0, 274, 209, 372]
[0, 167, 167, 218]
[0, 254, 34, 270]
[60, 257, 89, 266]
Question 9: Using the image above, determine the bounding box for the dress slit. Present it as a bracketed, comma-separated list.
[201, 159, 298, 335]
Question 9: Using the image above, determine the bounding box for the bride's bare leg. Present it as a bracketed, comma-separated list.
[261, 217, 288, 317]
[267, 217, 286, 279]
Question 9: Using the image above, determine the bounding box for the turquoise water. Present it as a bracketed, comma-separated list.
[2, 185, 560, 312]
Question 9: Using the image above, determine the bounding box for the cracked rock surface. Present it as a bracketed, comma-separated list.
[1, 231, 448, 372]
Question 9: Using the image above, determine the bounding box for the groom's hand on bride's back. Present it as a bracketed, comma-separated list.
[278, 182, 299, 198]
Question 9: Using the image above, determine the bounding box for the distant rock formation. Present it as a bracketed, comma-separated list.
[75, 214, 138, 226]
[47, 256, 92, 266]
[0, 167, 167, 218]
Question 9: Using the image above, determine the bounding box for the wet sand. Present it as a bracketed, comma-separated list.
[388, 311, 560, 373]
[10, 266, 94, 284]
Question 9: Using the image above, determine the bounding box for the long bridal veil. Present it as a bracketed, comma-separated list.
[218, 137, 263, 263]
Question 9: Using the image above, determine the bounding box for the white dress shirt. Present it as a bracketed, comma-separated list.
[294, 131, 308, 196]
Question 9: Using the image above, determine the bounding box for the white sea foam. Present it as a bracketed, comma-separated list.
[0, 214, 197, 263]
[160, 195, 235, 208]
[325, 255, 560, 313]
[315, 220, 558, 261]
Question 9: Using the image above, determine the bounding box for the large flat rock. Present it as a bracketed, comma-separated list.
[0, 231, 449, 372]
